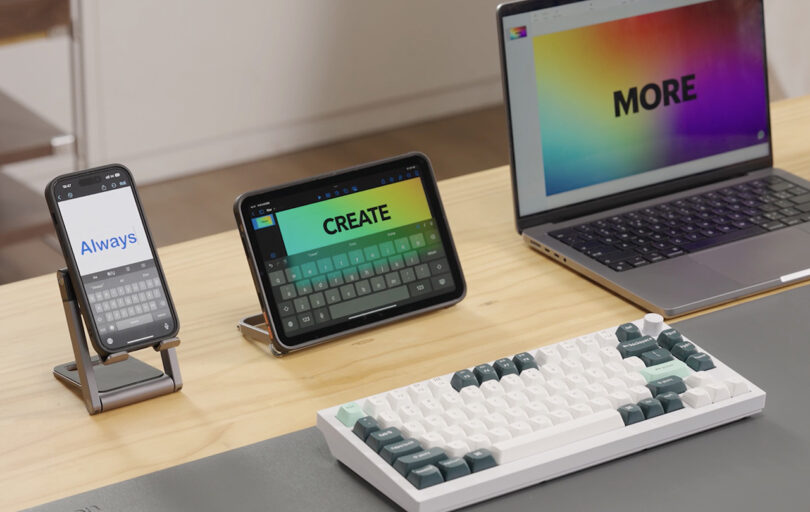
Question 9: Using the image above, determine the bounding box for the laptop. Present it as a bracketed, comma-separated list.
[497, 0, 810, 317]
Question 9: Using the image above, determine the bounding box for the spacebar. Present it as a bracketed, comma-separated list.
[680, 226, 767, 253]
[491, 410, 625, 464]
[328, 285, 410, 319]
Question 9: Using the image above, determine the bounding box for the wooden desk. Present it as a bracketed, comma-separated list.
[3, 96, 810, 510]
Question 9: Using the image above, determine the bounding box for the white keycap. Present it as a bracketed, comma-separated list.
[578, 334, 601, 353]
[622, 357, 646, 373]
[549, 409, 574, 425]
[520, 368, 546, 387]
[398, 404, 422, 421]
[599, 346, 622, 363]
[480, 380, 506, 399]
[705, 382, 731, 403]
[439, 392, 463, 410]
[589, 397, 614, 412]
[582, 383, 609, 399]
[504, 391, 530, 408]
[466, 433, 492, 450]
[604, 362, 627, 378]
[386, 388, 412, 410]
[462, 402, 489, 419]
[681, 387, 712, 408]
[508, 421, 533, 437]
[482, 413, 508, 429]
[525, 401, 550, 416]
[441, 425, 466, 441]
[417, 431, 446, 449]
[445, 439, 472, 458]
[546, 379, 569, 394]
[460, 419, 488, 436]
[621, 373, 648, 388]
[407, 382, 433, 403]
[541, 363, 566, 380]
[422, 414, 448, 431]
[443, 408, 468, 425]
[500, 374, 525, 393]
[627, 385, 653, 402]
[487, 427, 513, 443]
[528, 415, 554, 431]
[584, 368, 609, 384]
[535, 345, 561, 365]
[603, 377, 627, 392]
[561, 359, 585, 375]
[596, 329, 618, 347]
[503, 407, 529, 423]
[401, 421, 426, 439]
[686, 373, 717, 389]
[569, 403, 594, 418]
[417, 397, 443, 416]
[363, 395, 392, 417]
[523, 385, 550, 402]
[544, 395, 569, 410]
[606, 391, 633, 408]
[377, 410, 401, 428]
[491, 410, 625, 464]
[559, 340, 581, 359]
[641, 313, 665, 337]
[484, 396, 510, 413]
[565, 374, 590, 390]
[579, 352, 603, 369]
[563, 389, 589, 405]
[459, 386, 486, 404]
[428, 376, 453, 397]
[725, 375, 750, 397]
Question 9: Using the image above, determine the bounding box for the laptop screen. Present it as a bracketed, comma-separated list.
[501, 0, 770, 219]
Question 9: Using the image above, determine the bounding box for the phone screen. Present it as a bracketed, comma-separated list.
[54, 171, 176, 351]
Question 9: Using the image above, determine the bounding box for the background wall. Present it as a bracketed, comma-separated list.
[0, 0, 807, 190]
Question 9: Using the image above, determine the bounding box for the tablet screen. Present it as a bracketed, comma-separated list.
[238, 154, 465, 348]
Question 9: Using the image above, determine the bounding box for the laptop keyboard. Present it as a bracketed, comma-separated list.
[549, 176, 810, 271]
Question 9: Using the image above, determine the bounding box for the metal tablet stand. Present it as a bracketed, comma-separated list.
[52, 269, 182, 414]
[238, 313, 282, 356]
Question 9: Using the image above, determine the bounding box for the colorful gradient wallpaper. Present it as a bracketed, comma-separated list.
[533, 0, 769, 195]
[275, 178, 432, 255]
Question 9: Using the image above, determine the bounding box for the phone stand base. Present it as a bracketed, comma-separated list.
[53, 268, 182, 415]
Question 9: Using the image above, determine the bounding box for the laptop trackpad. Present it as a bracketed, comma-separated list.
[690, 227, 810, 285]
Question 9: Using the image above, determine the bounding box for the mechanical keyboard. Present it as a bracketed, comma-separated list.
[549, 175, 810, 271]
[317, 314, 765, 512]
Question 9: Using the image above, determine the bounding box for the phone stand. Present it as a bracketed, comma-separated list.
[237, 313, 282, 356]
[52, 269, 182, 414]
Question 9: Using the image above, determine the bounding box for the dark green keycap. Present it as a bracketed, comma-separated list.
[437, 457, 471, 481]
[686, 352, 716, 371]
[618, 404, 645, 425]
[451, 369, 478, 391]
[512, 352, 539, 373]
[638, 398, 665, 419]
[657, 329, 684, 350]
[473, 364, 499, 384]
[394, 447, 448, 476]
[616, 323, 642, 342]
[616, 335, 657, 359]
[671, 341, 699, 361]
[366, 427, 403, 453]
[640, 348, 674, 367]
[352, 416, 380, 441]
[464, 449, 497, 473]
[380, 438, 423, 464]
[647, 375, 687, 396]
[493, 358, 519, 379]
[656, 391, 685, 413]
[407, 464, 444, 489]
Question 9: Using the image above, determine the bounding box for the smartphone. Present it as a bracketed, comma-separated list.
[46, 164, 179, 357]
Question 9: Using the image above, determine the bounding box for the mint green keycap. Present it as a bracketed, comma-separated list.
[336, 402, 366, 427]
[640, 359, 692, 383]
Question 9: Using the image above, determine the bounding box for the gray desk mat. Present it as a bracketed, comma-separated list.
[28, 287, 810, 512]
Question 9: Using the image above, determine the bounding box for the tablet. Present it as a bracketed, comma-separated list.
[234, 152, 466, 353]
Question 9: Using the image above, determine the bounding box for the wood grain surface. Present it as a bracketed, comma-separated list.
[1, 96, 808, 510]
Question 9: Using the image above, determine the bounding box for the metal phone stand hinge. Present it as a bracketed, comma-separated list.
[52, 269, 183, 414]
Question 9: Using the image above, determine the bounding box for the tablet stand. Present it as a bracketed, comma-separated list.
[52, 269, 182, 414]
[238, 313, 282, 356]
